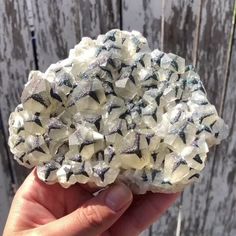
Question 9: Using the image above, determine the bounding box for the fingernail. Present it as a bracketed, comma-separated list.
[105, 183, 132, 212]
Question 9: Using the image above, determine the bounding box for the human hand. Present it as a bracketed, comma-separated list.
[3, 169, 179, 236]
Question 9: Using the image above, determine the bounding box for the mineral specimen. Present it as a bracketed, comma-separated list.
[8, 29, 228, 193]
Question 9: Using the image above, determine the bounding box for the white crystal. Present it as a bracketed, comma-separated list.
[8, 29, 228, 194]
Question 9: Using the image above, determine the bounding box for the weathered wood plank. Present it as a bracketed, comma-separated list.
[0, 0, 34, 233]
[32, 0, 121, 72]
[180, 1, 236, 236]
[0, 0, 120, 232]
[160, 1, 201, 236]
[80, 0, 121, 36]
[0, 125, 11, 234]
[195, 0, 234, 110]
[123, 1, 236, 236]
[0, 0, 33, 188]
[150, 1, 200, 235]
[212, 25, 236, 234]
[122, 1, 183, 235]
[163, 0, 200, 64]
[31, 0, 81, 71]
[123, 0, 162, 50]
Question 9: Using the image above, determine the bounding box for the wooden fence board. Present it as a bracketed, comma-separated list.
[32, 0, 82, 71]
[123, 0, 162, 50]
[195, 0, 234, 110]
[0, 0, 34, 190]
[123, 1, 236, 235]
[180, 1, 236, 236]
[0, 0, 35, 233]
[32, 0, 121, 72]
[163, 0, 200, 64]
[150, 1, 201, 235]
[0, 129, 10, 234]
[122, 1, 181, 235]
[214, 28, 236, 235]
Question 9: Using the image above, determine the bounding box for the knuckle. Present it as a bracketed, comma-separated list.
[80, 205, 104, 228]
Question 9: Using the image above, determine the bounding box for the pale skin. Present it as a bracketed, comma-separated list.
[3, 169, 179, 236]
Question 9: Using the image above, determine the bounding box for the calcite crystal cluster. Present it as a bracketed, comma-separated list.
[8, 29, 227, 193]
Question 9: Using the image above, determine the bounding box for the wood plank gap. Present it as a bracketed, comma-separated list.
[148, 224, 152, 236]
[175, 194, 183, 236]
[120, 0, 123, 30]
[27, 0, 39, 70]
[192, 0, 202, 67]
[0, 110, 16, 192]
[201, 146, 220, 234]
[219, 0, 236, 116]
[161, 0, 165, 51]
[30, 31, 39, 70]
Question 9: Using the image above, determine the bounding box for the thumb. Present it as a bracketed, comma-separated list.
[40, 183, 133, 236]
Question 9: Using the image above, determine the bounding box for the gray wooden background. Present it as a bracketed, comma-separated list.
[0, 0, 236, 235]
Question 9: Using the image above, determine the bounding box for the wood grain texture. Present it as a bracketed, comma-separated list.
[163, 0, 200, 64]
[0, 127, 11, 234]
[196, 0, 234, 110]
[32, 0, 81, 71]
[122, 1, 181, 235]
[123, 0, 162, 50]
[212, 21, 236, 235]
[0, 1, 120, 232]
[180, 1, 236, 236]
[79, 0, 121, 36]
[149, 1, 201, 235]
[0, 0, 33, 187]
[0, 0, 34, 233]
[32, 0, 121, 72]
[123, 1, 236, 235]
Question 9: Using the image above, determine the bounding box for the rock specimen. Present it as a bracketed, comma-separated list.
[8, 29, 228, 193]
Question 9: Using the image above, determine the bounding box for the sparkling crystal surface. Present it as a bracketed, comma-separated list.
[8, 29, 228, 193]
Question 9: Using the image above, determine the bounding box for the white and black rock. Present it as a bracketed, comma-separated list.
[8, 29, 228, 193]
